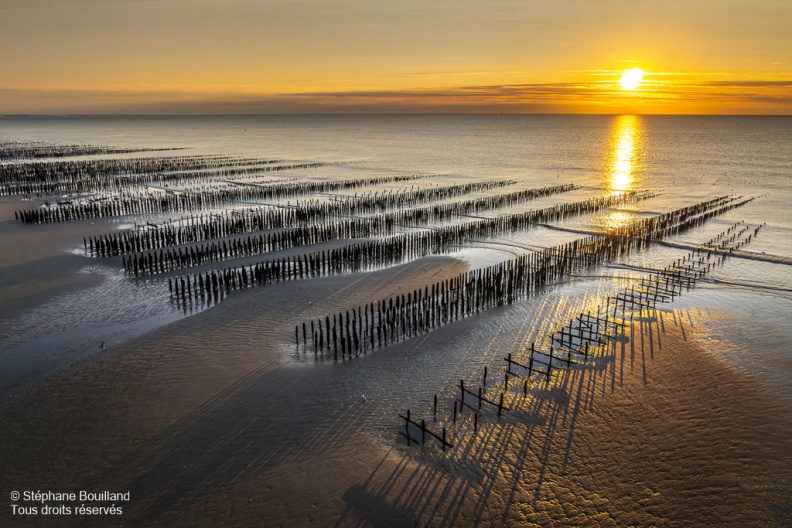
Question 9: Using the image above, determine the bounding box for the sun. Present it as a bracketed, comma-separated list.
[620, 68, 644, 90]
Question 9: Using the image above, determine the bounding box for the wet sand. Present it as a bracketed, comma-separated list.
[1, 256, 791, 526]
[0, 198, 116, 317]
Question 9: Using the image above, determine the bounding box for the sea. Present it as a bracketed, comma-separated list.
[1, 114, 791, 405]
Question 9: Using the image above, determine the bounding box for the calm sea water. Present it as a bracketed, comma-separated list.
[1, 115, 791, 398]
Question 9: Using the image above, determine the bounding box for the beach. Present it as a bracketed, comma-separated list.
[1, 115, 791, 527]
[1, 254, 791, 526]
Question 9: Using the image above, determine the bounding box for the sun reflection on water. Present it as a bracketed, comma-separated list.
[605, 115, 644, 194]
[599, 209, 640, 232]
[592, 115, 646, 231]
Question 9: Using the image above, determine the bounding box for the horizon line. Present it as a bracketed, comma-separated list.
[3, 112, 792, 118]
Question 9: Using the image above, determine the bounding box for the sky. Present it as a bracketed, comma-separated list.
[1, 0, 790, 114]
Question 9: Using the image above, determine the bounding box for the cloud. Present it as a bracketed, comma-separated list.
[2, 75, 792, 115]
[700, 80, 792, 87]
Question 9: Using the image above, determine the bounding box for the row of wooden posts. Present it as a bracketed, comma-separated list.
[13, 170, 436, 223]
[188, 176, 518, 223]
[507, 220, 762, 383]
[127, 184, 595, 276]
[86, 183, 578, 258]
[164, 191, 650, 294]
[166, 190, 699, 305]
[3, 162, 294, 197]
[273, 178, 522, 217]
[0, 140, 183, 161]
[400, 219, 761, 451]
[2, 153, 275, 195]
[292, 195, 751, 360]
[167, 196, 751, 319]
[2, 153, 248, 179]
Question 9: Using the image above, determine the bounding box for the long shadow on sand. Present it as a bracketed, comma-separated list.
[329, 307, 786, 527]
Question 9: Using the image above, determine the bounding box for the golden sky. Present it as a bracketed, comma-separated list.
[1, 0, 790, 114]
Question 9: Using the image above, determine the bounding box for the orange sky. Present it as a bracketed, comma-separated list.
[1, 0, 790, 114]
